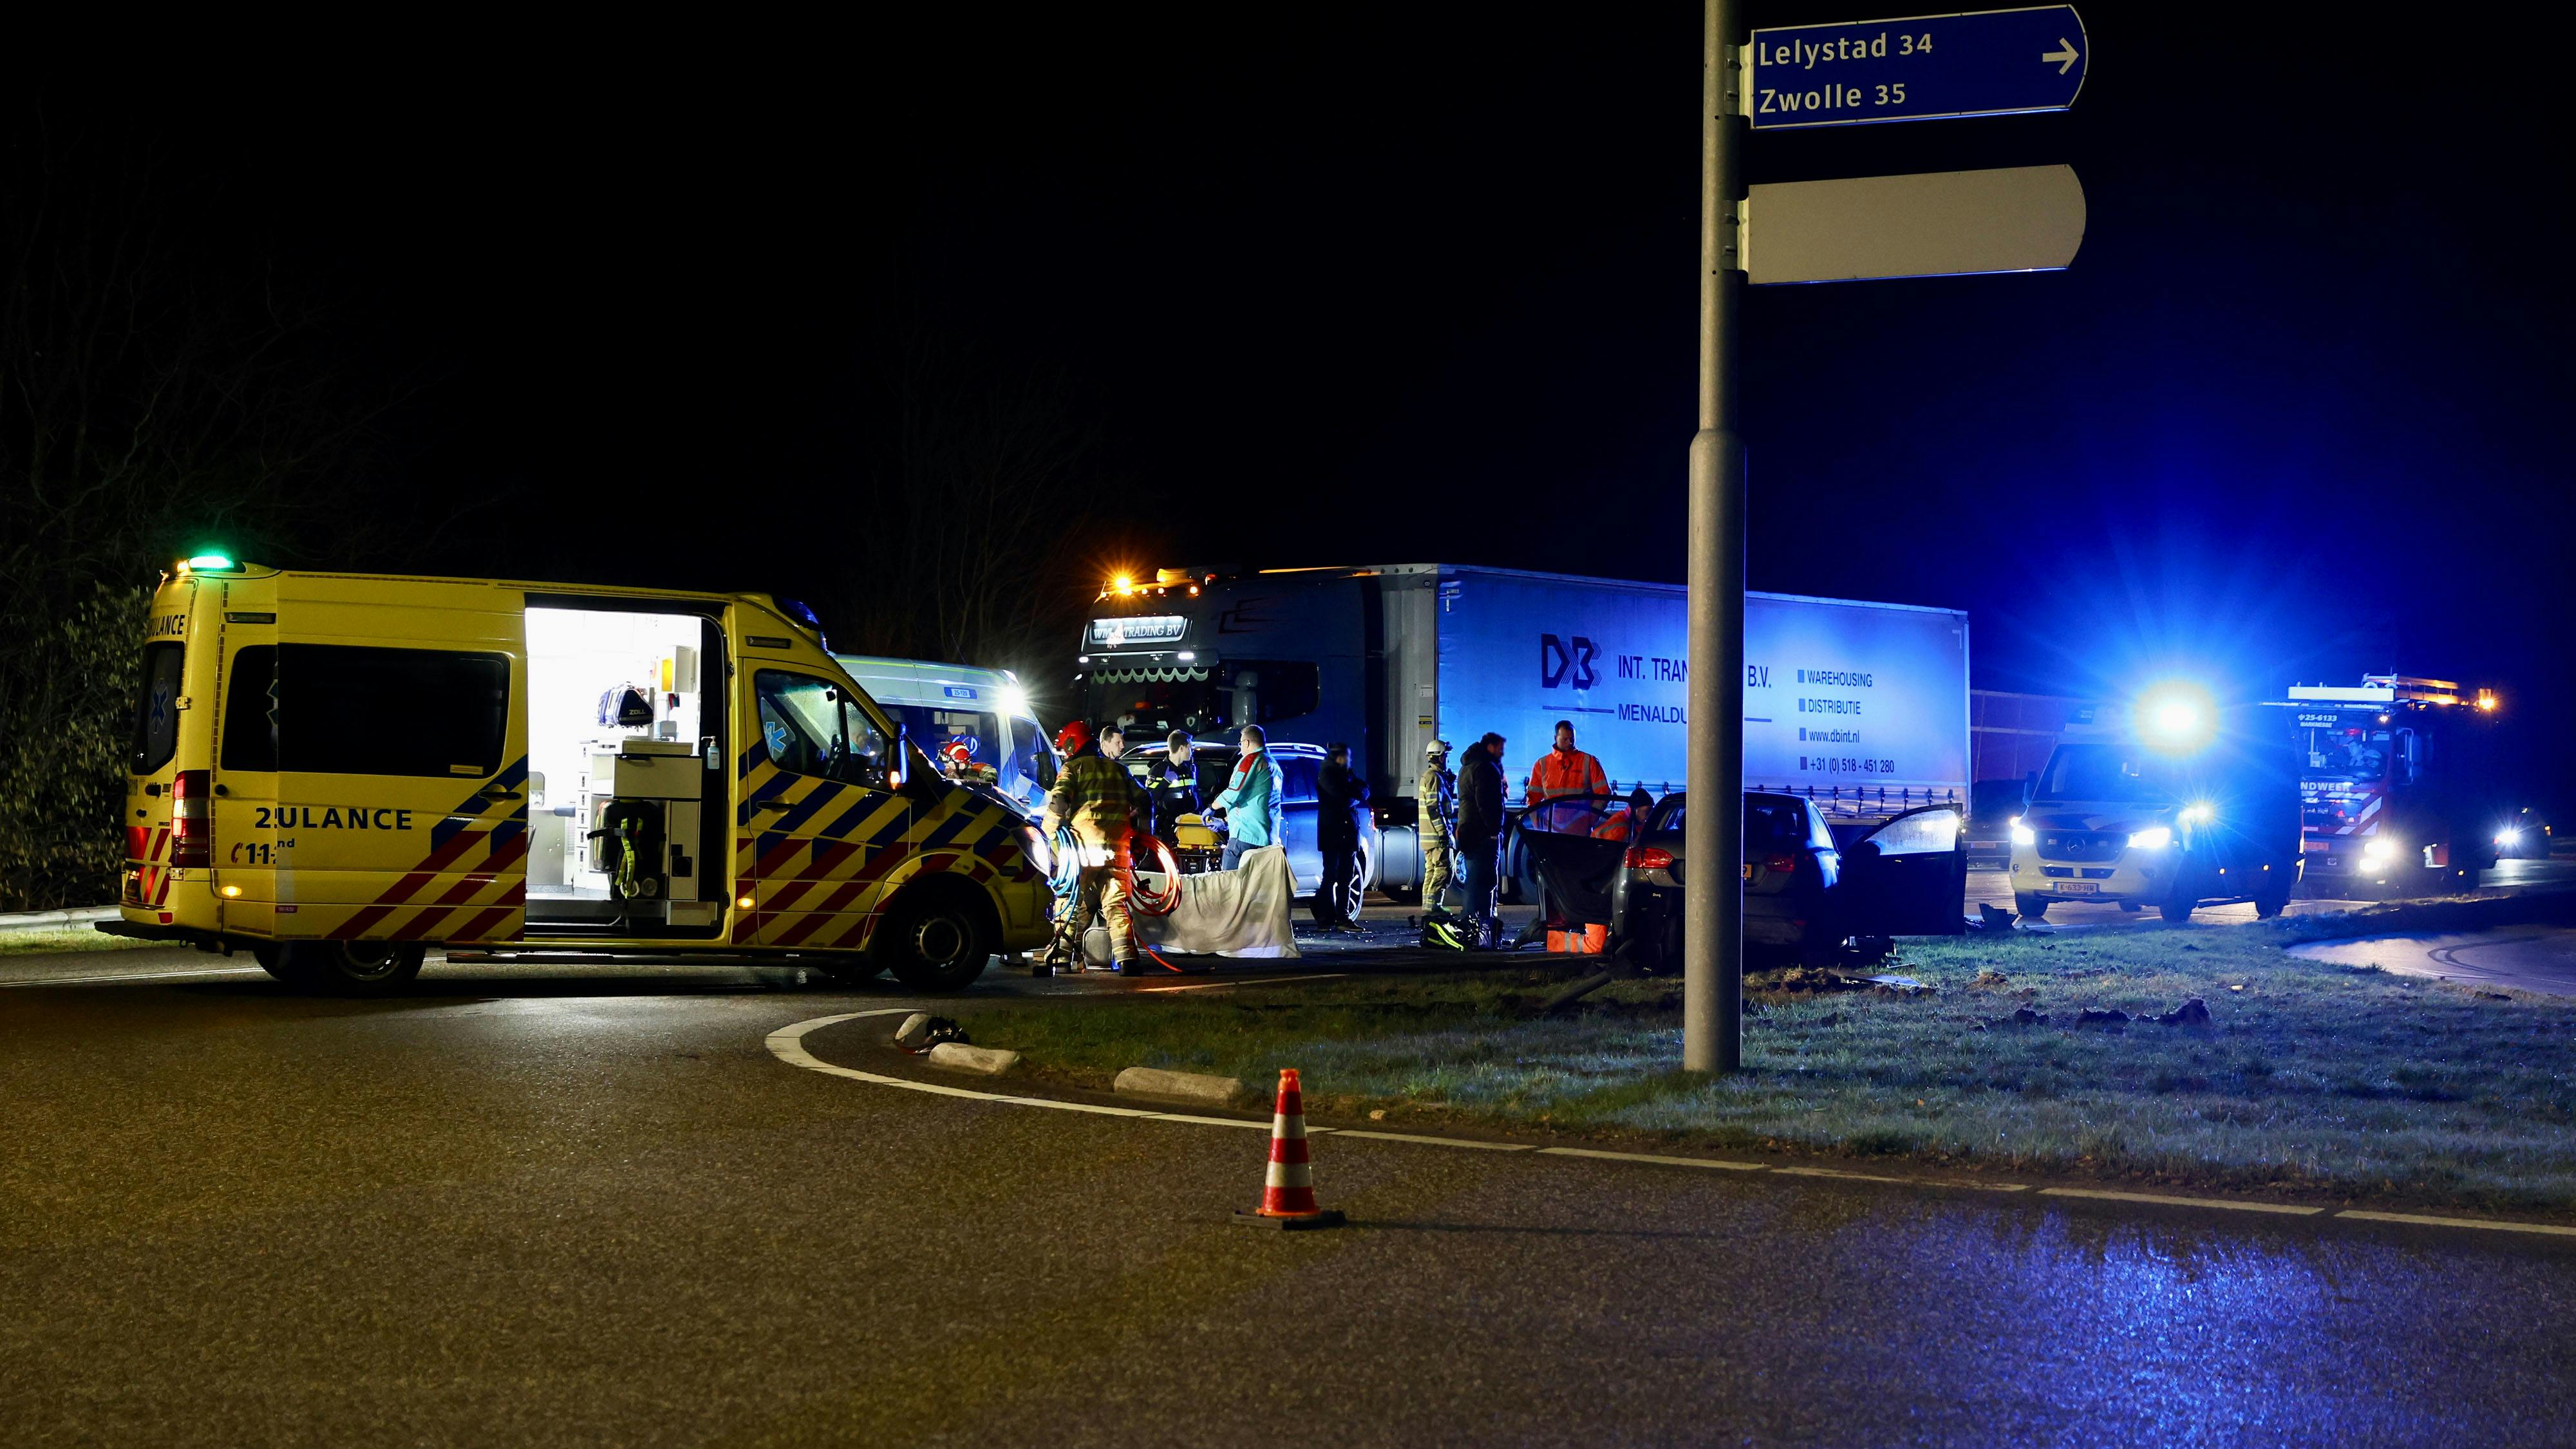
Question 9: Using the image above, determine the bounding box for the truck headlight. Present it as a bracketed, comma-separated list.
[2361, 836, 2397, 863]
[2129, 826, 2173, 850]
[2009, 819, 2035, 848]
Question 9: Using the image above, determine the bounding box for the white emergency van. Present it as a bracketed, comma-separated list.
[832, 656, 1060, 818]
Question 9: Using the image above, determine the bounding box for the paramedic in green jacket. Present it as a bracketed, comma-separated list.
[1208, 723, 1287, 870]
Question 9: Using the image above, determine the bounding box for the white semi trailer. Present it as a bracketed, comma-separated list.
[1075, 563, 1971, 893]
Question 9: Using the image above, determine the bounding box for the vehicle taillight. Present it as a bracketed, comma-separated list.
[171, 769, 211, 867]
[1765, 853, 1798, 875]
[1624, 846, 1674, 870]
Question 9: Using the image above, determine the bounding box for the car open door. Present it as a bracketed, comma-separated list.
[1838, 803, 1967, 938]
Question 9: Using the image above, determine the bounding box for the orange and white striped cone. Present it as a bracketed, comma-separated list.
[1235, 1067, 1346, 1229]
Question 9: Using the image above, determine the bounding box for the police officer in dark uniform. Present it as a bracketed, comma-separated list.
[1313, 740, 1370, 930]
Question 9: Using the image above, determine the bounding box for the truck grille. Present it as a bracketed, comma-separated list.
[2036, 832, 2124, 863]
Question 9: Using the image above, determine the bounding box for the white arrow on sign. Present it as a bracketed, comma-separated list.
[2042, 38, 2080, 73]
[1741, 165, 2086, 286]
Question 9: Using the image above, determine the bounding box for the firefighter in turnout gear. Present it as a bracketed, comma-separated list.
[1040, 724, 1149, 973]
[1418, 738, 1458, 910]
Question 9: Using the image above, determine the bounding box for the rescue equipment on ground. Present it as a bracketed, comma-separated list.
[1236, 1067, 1344, 1229]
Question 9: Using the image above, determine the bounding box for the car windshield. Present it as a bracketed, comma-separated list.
[2034, 743, 2174, 804]
[889, 705, 1004, 781]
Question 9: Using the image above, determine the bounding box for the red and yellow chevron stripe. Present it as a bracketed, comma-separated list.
[729, 743, 1037, 952]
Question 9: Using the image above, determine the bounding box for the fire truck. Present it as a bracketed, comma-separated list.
[2284, 675, 2506, 895]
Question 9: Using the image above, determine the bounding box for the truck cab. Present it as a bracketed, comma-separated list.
[2008, 693, 2302, 922]
[2286, 675, 2506, 895]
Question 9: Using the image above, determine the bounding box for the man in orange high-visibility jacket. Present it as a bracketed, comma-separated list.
[1525, 720, 1610, 836]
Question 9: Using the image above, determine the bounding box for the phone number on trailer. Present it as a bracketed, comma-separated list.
[1799, 756, 1899, 775]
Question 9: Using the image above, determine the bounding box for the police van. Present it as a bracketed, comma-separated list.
[106, 557, 1051, 993]
[2007, 688, 2302, 922]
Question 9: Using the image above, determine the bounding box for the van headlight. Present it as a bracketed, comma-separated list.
[2179, 802, 2215, 825]
[2009, 819, 2035, 847]
[2495, 827, 2521, 847]
[2128, 826, 2173, 850]
[2361, 836, 2398, 862]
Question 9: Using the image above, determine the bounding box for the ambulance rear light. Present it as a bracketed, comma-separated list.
[170, 770, 212, 867]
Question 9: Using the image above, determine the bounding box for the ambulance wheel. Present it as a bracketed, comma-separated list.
[2013, 893, 2049, 922]
[878, 886, 992, 993]
[2159, 900, 2195, 923]
[272, 940, 426, 995]
[252, 942, 315, 987]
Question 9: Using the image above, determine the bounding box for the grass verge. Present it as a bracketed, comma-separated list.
[0, 928, 156, 957]
[981, 902, 2576, 1215]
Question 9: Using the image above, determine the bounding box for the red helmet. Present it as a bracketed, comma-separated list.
[941, 739, 973, 767]
[1053, 720, 1092, 756]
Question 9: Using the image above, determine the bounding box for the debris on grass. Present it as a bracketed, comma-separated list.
[1970, 968, 2009, 989]
[2158, 997, 2213, 1026]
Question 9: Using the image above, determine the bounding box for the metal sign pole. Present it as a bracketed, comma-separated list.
[1684, 0, 1747, 1074]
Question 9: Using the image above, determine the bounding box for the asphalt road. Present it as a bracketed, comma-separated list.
[7, 944, 2576, 1446]
[2291, 926, 2576, 998]
[1961, 857, 2576, 933]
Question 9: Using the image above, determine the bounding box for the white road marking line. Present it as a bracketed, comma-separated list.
[1136, 973, 1351, 993]
[1539, 1147, 1765, 1171]
[1334, 1130, 1533, 1151]
[994, 1096, 1160, 1118]
[1774, 1166, 2029, 1192]
[3, 965, 265, 988]
[2039, 1188, 2322, 1216]
[765, 1013, 2575, 1238]
[2336, 1210, 2576, 1238]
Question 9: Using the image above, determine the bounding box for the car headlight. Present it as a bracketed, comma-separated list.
[2129, 826, 2173, 850]
[2495, 828, 2521, 846]
[2009, 819, 2035, 848]
[2361, 836, 2397, 862]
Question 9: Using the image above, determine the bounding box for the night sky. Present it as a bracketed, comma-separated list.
[47, 6, 2576, 802]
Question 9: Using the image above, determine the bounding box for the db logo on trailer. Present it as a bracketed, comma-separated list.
[1539, 634, 1599, 690]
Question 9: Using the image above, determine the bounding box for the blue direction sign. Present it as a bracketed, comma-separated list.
[1748, 6, 2086, 131]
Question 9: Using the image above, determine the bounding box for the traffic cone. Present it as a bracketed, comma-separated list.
[1234, 1067, 1346, 1230]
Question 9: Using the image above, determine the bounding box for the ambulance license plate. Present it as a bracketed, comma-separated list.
[2051, 881, 2098, 895]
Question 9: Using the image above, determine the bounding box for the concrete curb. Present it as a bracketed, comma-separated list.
[0, 906, 117, 935]
[926, 1042, 1022, 1076]
[1113, 1066, 1245, 1106]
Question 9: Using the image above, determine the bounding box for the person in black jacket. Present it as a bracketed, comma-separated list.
[1143, 731, 1199, 846]
[1313, 741, 1370, 929]
[1454, 731, 1507, 927]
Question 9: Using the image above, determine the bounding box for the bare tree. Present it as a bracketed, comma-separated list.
[0, 113, 390, 908]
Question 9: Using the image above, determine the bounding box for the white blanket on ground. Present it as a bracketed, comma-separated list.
[1130, 845, 1301, 959]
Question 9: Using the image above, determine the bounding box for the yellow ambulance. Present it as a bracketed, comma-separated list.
[105, 556, 1052, 993]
